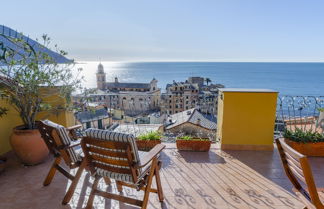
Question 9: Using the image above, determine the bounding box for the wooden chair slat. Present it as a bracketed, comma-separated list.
[83, 137, 129, 150]
[280, 138, 303, 159]
[91, 154, 129, 167]
[286, 157, 304, 177]
[88, 146, 128, 158]
[285, 151, 302, 169]
[287, 164, 306, 183]
[93, 162, 132, 174]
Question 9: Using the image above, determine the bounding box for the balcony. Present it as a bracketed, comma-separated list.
[2, 143, 324, 209]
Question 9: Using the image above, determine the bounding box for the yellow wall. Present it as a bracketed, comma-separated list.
[217, 89, 278, 150]
[0, 87, 75, 155]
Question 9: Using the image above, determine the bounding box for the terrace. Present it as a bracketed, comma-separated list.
[0, 93, 323, 209]
[0, 32, 324, 208]
[2, 143, 324, 209]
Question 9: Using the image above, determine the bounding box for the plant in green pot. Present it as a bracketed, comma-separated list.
[0, 34, 82, 165]
[283, 128, 324, 157]
[136, 131, 162, 151]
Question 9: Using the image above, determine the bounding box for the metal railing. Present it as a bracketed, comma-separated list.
[275, 95, 324, 136]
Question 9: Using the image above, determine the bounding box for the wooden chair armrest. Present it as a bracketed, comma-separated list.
[135, 144, 165, 169]
[58, 141, 81, 150]
[67, 125, 83, 141]
[66, 125, 82, 131]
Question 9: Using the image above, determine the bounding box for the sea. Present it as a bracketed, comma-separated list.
[75, 61, 324, 96]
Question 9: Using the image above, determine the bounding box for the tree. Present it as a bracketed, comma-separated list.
[0, 34, 83, 129]
[205, 77, 212, 86]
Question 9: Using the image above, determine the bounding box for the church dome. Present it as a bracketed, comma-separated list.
[97, 63, 104, 73]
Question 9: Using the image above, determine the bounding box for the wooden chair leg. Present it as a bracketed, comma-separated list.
[62, 160, 87, 205]
[43, 156, 61, 186]
[116, 181, 123, 192]
[103, 177, 111, 185]
[155, 163, 164, 202]
[142, 158, 157, 209]
[86, 176, 100, 209]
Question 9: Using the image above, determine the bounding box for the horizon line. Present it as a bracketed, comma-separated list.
[74, 59, 324, 64]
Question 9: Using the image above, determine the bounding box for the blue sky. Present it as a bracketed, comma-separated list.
[2, 0, 324, 62]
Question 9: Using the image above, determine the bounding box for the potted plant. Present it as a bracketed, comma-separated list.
[0, 34, 82, 165]
[176, 135, 211, 151]
[283, 128, 324, 157]
[136, 131, 162, 151]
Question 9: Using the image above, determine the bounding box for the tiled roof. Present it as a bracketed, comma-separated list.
[166, 108, 216, 130]
[75, 108, 109, 123]
[106, 82, 150, 89]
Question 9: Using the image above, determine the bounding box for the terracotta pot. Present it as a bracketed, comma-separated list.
[136, 140, 161, 151]
[10, 126, 49, 165]
[284, 138, 324, 157]
[176, 139, 211, 152]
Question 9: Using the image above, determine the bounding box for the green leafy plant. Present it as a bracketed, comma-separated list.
[177, 135, 210, 141]
[0, 34, 83, 129]
[318, 108, 324, 112]
[137, 131, 162, 141]
[283, 128, 324, 143]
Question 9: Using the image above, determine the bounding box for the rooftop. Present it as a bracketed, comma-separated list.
[75, 108, 109, 123]
[1, 143, 323, 209]
[166, 108, 217, 130]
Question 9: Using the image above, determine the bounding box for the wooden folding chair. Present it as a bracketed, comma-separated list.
[82, 128, 165, 209]
[276, 138, 324, 209]
[38, 120, 87, 205]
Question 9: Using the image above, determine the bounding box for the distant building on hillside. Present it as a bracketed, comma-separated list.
[161, 77, 224, 115]
[86, 63, 162, 115]
[161, 79, 199, 115]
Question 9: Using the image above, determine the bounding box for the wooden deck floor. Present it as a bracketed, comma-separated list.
[1, 143, 324, 209]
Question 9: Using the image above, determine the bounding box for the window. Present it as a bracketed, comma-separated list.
[98, 120, 103, 129]
[86, 122, 91, 129]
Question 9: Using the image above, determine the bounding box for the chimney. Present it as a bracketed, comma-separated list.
[115, 77, 118, 83]
[196, 118, 201, 126]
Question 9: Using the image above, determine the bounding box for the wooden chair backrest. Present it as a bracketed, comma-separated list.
[38, 121, 74, 166]
[276, 138, 323, 208]
[81, 130, 141, 184]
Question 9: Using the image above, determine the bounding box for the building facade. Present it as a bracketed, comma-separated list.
[161, 77, 223, 115]
[92, 63, 161, 115]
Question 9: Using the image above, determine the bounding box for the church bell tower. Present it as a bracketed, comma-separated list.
[96, 62, 106, 90]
